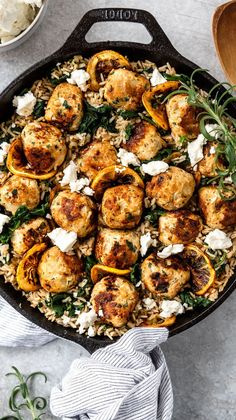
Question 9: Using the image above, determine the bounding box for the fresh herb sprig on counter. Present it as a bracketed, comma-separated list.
[0, 366, 47, 420]
[78, 102, 117, 135]
[0, 199, 49, 244]
[164, 68, 236, 197]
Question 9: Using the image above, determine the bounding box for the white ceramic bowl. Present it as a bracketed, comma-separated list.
[0, 0, 49, 52]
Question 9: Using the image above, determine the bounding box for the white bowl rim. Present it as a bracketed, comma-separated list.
[0, 0, 48, 48]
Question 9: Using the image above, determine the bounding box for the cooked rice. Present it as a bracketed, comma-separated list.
[0, 53, 235, 340]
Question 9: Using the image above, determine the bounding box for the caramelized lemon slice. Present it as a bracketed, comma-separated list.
[7, 138, 57, 180]
[91, 165, 144, 200]
[91, 264, 131, 284]
[142, 81, 180, 130]
[16, 243, 47, 292]
[87, 50, 130, 91]
[183, 244, 216, 295]
[141, 315, 176, 328]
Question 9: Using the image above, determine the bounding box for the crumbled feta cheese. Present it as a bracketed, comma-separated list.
[224, 176, 233, 184]
[143, 297, 157, 310]
[77, 308, 97, 334]
[141, 161, 169, 176]
[140, 232, 153, 257]
[60, 161, 78, 187]
[0, 142, 10, 164]
[0, 214, 10, 234]
[61, 314, 71, 326]
[157, 244, 184, 259]
[117, 148, 140, 167]
[67, 70, 90, 92]
[47, 228, 77, 253]
[83, 186, 95, 196]
[205, 229, 232, 250]
[187, 124, 221, 167]
[187, 134, 206, 167]
[87, 325, 96, 337]
[209, 146, 216, 155]
[160, 300, 184, 318]
[98, 309, 104, 317]
[0, 243, 10, 264]
[46, 213, 52, 220]
[13, 91, 36, 117]
[150, 68, 167, 86]
[70, 177, 90, 193]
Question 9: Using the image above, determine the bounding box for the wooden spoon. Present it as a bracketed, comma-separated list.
[212, 0, 236, 86]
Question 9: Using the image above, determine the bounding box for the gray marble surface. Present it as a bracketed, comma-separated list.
[0, 0, 235, 419]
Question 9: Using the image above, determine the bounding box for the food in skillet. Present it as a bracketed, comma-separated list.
[0, 50, 235, 339]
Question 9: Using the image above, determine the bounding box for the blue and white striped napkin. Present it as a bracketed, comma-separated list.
[0, 296, 173, 420]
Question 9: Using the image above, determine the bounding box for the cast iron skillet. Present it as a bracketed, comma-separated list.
[0, 8, 235, 353]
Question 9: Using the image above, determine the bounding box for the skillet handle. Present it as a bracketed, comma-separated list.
[59, 8, 176, 54]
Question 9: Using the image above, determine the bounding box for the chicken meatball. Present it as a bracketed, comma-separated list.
[159, 210, 202, 245]
[146, 166, 195, 210]
[11, 218, 50, 255]
[199, 186, 236, 229]
[122, 120, 166, 161]
[51, 190, 96, 238]
[104, 68, 150, 111]
[38, 246, 83, 293]
[166, 94, 199, 145]
[45, 83, 83, 131]
[0, 175, 40, 214]
[101, 185, 144, 229]
[95, 228, 140, 269]
[91, 276, 138, 327]
[77, 141, 118, 180]
[197, 142, 224, 177]
[22, 121, 67, 173]
[141, 253, 190, 299]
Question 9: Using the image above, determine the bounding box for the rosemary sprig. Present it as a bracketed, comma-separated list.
[0, 367, 47, 420]
[164, 69, 236, 198]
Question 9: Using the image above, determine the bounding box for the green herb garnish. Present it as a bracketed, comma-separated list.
[63, 100, 72, 110]
[130, 263, 141, 285]
[125, 123, 133, 141]
[33, 100, 46, 118]
[180, 291, 211, 308]
[50, 74, 68, 86]
[0, 199, 49, 244]
[126, 240, 136, 252]
[84, 255, 97, 279]
[144, 207, 166, 224]
[118, 110, 139, 119]
[46, 293, 85, 318]
[78, 102, 117, 135]
[165, 68, 236, 197]
[0, 366, 47, 420]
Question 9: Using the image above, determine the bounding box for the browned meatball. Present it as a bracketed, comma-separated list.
[122, 120, 166, 161]
[51, 190, 97, 238]
[45, 83, 83, 132]
[0, 175, 40, 214]
[146, 166, 195, 210]
[11, 218, 50, 255]
[159, 210, 202, 245]
[141, 253, 190, 299]
[166, 94, 199, 145]
[199, 186, 236, 229]
[104, 68, 150, 110]
[95, 228, 140, 269]
[77, 141, 118, 180]
[198, 142, 225, 177]
[101, 184, 144, 229]
[22, 121, 67, 173]
[91, 276, 138, 327]
[38, 246, 83, 293]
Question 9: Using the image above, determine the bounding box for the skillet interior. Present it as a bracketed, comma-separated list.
[0, 8, 235, 353]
